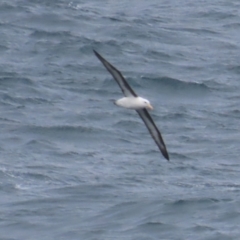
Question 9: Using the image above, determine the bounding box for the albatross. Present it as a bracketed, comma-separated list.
[94, 50, 169, 161]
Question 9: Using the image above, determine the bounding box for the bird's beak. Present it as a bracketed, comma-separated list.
[147, 104, 153, 110]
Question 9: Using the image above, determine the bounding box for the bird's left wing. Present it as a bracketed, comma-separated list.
[136, 109, 169, 161]
[94, 50, 137, 97]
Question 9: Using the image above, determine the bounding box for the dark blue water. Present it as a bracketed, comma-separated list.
[0, 1, 240, 239]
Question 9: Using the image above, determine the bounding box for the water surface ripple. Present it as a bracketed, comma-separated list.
[0, 1, 240, 239]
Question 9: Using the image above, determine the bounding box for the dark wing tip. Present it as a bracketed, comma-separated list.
[162, 148, 170, 161]
[160, 142, 169, 161]
[93, 49, 102, 59]
[93, 49, 103, 61]
[93, 50, 111, 69]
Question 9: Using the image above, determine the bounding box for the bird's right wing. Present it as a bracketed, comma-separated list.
[94, 50, 137, 97]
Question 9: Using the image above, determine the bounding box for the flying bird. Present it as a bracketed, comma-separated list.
[93, 50, 169, 161]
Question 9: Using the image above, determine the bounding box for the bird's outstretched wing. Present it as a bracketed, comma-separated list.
[94, 50, 137, 97]
[137, 109, 169, 161]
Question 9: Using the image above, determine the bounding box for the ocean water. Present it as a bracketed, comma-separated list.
[0, 0, 240, 239]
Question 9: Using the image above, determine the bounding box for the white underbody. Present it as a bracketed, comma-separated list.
[115, 97, 153, 110]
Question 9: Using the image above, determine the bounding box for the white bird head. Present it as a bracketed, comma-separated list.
[139, 97, 153, 110]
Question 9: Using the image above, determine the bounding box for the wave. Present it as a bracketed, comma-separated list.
[1, 93, 51, 106]
[20, 124, 104, 135]
[141, 76, 210, 93]
[0, 76, 34, 86]
[227, 65, 240, 74]
[30, 29, 75, 39]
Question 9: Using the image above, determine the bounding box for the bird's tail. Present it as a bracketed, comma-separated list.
[109, 99, 117, 105]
